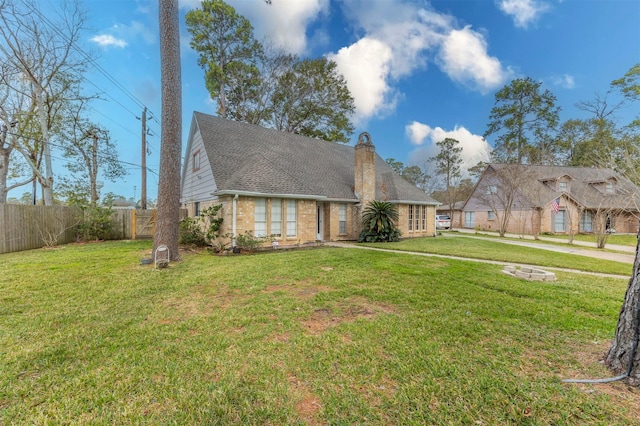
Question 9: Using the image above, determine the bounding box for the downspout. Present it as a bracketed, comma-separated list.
[232, 194, 238, 248]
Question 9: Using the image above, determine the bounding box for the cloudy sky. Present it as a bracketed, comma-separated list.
[9, 0, 639, 201]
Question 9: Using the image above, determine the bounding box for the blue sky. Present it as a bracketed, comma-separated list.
[9, 0, 639, 202]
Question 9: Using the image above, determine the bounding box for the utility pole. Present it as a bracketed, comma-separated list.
[140, 107, 147, 210]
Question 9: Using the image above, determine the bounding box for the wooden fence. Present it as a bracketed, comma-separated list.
[0, 205, 178, 255]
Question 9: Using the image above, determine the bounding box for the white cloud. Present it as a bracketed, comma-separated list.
[229, 0, 329, 55]
[328, 1, 510, 121]
[327, 37, 396, 122]
[180, 0, 510, 122]
[496, 0, 550, 28]
[405, 121, 432, 145]
[437, 26, 512, 94]
[90, 34, 127, 48]
[406, 121, 491, 170]
[550, 73, 575, 89]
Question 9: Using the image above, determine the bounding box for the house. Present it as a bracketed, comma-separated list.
[436, 201, 465, 229]
[462, 163, 640, 235]
[180, 112, 439, 246]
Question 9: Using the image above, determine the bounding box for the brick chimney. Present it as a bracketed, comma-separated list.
[354, 132, 376, 207]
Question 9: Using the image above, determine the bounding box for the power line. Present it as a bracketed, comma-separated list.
[4, 129, 160, 177]
[20, 0, 160, 125]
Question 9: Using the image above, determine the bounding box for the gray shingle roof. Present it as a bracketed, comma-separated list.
[489, 163, 640, 210]
[193, 112, 437, 204]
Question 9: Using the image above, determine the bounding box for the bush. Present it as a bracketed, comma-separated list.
[178, 204, 224, 246]
[235, 231, 271, 252]
[77, 206, 115, 241]
[179, 216, 207, 245]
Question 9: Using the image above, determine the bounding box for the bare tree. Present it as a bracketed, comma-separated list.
[154, 0, 182, 262]
[59, 103, 126, 207]
[476, 164, 533, 236]
[0, 62, 34, 203]
[0, 0, 88, 205]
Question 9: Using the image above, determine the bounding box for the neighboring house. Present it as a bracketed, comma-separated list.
[462, 163, 640, 235]
[180, 112, 439, 246]
[436, 201, 465, 229]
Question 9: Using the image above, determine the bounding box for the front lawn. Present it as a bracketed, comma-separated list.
[366, 236, 633, 276]
[1, 241, 638, 424]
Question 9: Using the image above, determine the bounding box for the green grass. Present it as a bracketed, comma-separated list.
[1, 241, 638, 424]
[462, 229, 639, 248]
[364, 236, 633, 276]
[541, 233, 639, 247]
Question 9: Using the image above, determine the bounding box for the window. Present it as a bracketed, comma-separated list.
[558, 181, 567, 192]
[254, 198, 267, 237]
[192, 150, 201, 172]
[408, 205, 414, 231]
[194, 202, 200, 216]
[464, 211, 475, 228]
[485, 185, 497, 195]
[554, 210, 566, 232]
[605, 182, 614, 194]
[421, 206, 426, 231]
[580, 211, 593, 232]
[339, 204, 347, 234]
[487, 210, 495, 220]
[286, 199, 297, 237]
[271, 199, 282, 237]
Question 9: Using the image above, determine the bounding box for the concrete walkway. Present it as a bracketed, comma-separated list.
[441, 231, 637, 264]
[452, 227, 637, 254]
[324, 236, 635, 280]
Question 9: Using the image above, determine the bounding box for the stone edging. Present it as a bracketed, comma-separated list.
[503, 265, 556, 281]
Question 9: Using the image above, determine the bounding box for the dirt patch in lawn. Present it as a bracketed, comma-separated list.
[302, 297, 398, 335]
[289, 374, 322, 425]
[157, 285, 246, 323]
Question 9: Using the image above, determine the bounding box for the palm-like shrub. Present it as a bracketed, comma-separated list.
[358, 200, 401, 242]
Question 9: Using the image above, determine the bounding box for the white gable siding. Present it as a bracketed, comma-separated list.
[180, 129, 217, 203]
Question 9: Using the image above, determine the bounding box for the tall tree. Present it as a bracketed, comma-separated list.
[270, 57, 355, 143]
[0, 0, 89, 205]
[485, 77, 560, 165]
[59, 104, 126, 207]
[0, 61, 34, 203]
[605, 65, 640, 384]
[385, 158, 431, 191]
[186, 0, 355, 143]
[606, 226, 640, 385]
[186, 0, 262, 119]
[611, 63, 640, 128]
[431, 137, 463, 216]
[154, 0, 182, 262]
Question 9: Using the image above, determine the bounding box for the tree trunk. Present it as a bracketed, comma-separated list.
[34, 85, 54, 206]
[0, 146, 9, 203]
[605, 228, 640, 385]
[153, 0, 182, 262]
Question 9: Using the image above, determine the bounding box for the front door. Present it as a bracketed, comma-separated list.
[316, 203, 324, 241]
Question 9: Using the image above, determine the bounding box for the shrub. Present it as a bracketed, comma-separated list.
[358, 200, 401, 242]
[77, 206, 115, 241]
[179, 216, 207, 245]
[235, 231, 271, 252]
[178, 204, 224, 246]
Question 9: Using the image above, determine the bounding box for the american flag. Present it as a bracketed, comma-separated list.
[551, 198, 560, 213]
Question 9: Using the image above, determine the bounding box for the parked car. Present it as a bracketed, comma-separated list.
[436, 215, 451, 230]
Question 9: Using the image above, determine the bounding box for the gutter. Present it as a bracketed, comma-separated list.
[232, 194, 238, 248]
